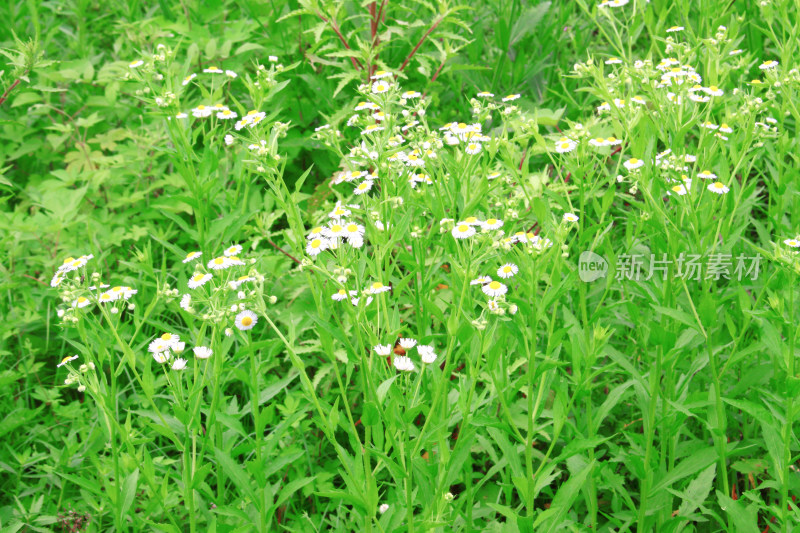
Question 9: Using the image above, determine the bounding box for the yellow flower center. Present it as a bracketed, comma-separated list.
[311, 239, 321, 248]
[629, 158, 639, 164]
[161, 333, 172, 341]
[457, 225, 469, 232]
[241, 317, 253, 326]
[193, 274, 204, 282]
[488, 281, 501, 290]
[214, 258, 225, 265]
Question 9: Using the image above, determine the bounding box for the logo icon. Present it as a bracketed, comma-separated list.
[579, 251, 608, 282]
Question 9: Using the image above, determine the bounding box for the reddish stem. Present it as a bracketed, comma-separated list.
[399, 16, 444, 73]
[318, 13, 363, 70]
[0, 78, 21, 106]
[267, 239, 301, 265]
[430, 56, 446, 83]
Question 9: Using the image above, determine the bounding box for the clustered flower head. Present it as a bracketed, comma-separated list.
[51, 254, 139, 322]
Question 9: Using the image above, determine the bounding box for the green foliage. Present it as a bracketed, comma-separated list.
[2, 0, 800, 532]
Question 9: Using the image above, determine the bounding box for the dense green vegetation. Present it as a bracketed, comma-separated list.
[2, 0, 800, 531]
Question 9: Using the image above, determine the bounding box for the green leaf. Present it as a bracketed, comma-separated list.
[120, 468, 139, 518]
[214, 447, 258, 504]
[676, 464, 715, 517]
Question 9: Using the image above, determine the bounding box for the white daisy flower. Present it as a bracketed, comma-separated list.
[188, 273, 212, 289]
[192, 105, 212, 118]
[708, 182, 729, 194]
[180, 294, 192, 311]
[129, 60, 144, 68]
[98, 291, 117, 304]
[355, 101, 379, 111]
[225, 70, 238, 78]
[57, 355, 79, 368]
[306, 238, 329, 256]
[72, 296, 92, 308]
[563, 213, 579, 222]
[477, 91, 494, 97]
[344, 222, 365, 238]
[623, 158, 645, 171]
[366, 282, 391, 295]
[418, 345, 437, 364]
[759, 60, 779, 70]
[374, 344, 392, 356]
[465, 143, 482, 155]
[157, 333, 181, 348]
[203, 66, 223, 74]
[399, 338, 417, 350]
[784, 238, 800, 248]
[182, 73, 197, 86]
[666, 26, 683, 33]
[481, 218, 503, 230]
[393, 356, 415, 372]
[361, 124, 384, 135]
[148, 338, 170, 353]
[153, 351, 169, 364]
[497, 263, 519, 279]
[482, 281, 508, 298]
[224, 244, 243, 257]
[502, 94, 520, 102]
[354, 180, 373, 195]
[471, 275, 492, 286]
[217, 109, 237, 120]
[452, 224, 476, 239]
[371, 70, 392, 79]
[401, 90, 421, 99]
[372, 82, 390, 94]
[193, 346, 213, 359]
[332, 288, 349, 301]
[588, 137, 607, 147]
[307, 226, 326, 240]
[208, 256, 232, 270]
[171, 358, 187, 370]
[668, 183, 689, 196]
[235, 310, 258, 330]
[697, 170, 717, 180]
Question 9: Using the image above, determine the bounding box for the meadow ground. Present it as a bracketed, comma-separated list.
[2, 0, 800, 531]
